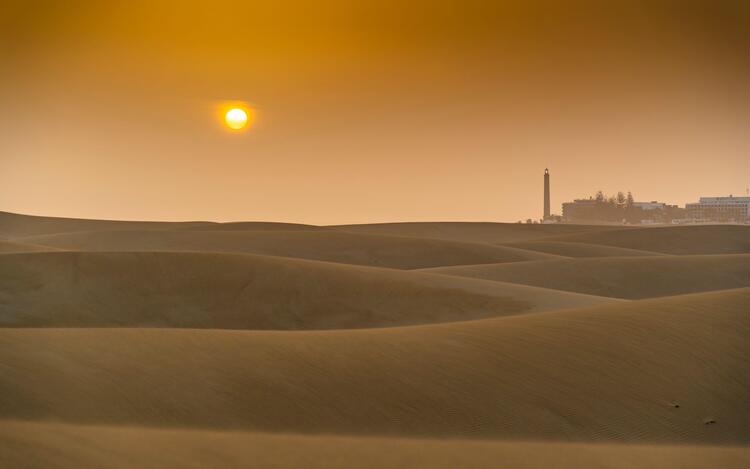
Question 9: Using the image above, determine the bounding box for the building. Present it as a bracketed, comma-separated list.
[562, 198, 600, 222]
[685, 196, 750, 222]
[543, 168, 550, 220]
[632, 201, 665, 211]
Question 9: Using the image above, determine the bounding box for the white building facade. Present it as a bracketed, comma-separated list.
[685, 196, 750, 223]
[632, 201, 666, 211]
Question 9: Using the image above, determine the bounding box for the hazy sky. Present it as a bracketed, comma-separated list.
[2, 1, 749, 224]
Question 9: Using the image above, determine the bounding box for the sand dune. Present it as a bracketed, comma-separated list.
[2, 214, 748, 466]
[1, 288, 747, 442]
[19, 230, 558, 269]
[549, 225, 750, 255]
[2, 421, 748, 469]
[423, 254, 750, 299]
[502, 240, 667, 258]
[0, 251, 612, 329]
[330, 221, 625, 243]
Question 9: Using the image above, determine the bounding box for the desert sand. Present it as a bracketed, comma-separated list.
[1, 210, 749, 468]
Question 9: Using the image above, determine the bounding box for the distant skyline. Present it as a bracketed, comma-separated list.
[2, 1, 749, 224]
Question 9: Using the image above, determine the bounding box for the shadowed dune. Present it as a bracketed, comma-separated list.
[502, 240, 668, 258]
[548, 225, 750, 255]
[0, 251, 613, 329]
[423, 254, 750, 299]
[330, 222, 625, 243]
[2, 421, 748, 469]
[1, 288, 747, 442]
[19, 230, 559, 269]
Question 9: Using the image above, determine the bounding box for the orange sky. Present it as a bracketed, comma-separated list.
[1, 1, 749, 224]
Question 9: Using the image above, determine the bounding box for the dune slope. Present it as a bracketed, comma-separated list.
[0, 251, 612, 329]
[20, 230, 558, 269]
[1, 288, 747, 442]
[424, 254, 750, 299]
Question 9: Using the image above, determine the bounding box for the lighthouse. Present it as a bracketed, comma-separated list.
[543, 168, 550, 220]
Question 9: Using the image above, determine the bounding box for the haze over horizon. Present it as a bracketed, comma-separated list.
[2, 1, 749, 224]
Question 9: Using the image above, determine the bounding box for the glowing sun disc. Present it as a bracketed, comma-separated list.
[225, 108, 249, 130]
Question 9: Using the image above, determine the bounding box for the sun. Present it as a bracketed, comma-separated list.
[225, 107, 249, 130]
